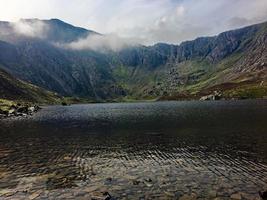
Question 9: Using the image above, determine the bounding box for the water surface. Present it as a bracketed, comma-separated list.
[0, 100, 267, 199]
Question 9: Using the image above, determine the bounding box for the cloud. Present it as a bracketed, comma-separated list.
[226, 17, 251, 28]
[78, 0, 267, 45]
[57, 34, 140, 52]
[11, 19, 48, 38]
[0, 0, 267, 45]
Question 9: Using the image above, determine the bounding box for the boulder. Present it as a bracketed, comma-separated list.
[28, 106, 35, 113]
[200, 91, 222, 101]
[200, 94, 215, 101]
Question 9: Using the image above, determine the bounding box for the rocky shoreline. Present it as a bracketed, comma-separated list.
[0, 103, 41, 119]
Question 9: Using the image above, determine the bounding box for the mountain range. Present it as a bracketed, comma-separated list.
[0, 18, 266, 102]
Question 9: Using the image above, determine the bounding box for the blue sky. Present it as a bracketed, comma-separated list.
[1, 0, 267, 44]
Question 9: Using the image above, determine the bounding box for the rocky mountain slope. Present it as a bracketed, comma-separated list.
[0, 19, 266, 101]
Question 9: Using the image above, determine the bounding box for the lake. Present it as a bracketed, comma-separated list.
[0, 100, 267, 199]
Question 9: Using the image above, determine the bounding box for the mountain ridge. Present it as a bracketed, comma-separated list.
[0, 19, 266, 101]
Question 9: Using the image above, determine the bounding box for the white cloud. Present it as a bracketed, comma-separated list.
[0, 0, 267, 45]
[11, 20, 48, 38]
[57, 34, 140, 52]
[176, 6, 185, 17]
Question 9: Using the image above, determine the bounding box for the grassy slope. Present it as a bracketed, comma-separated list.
[116, 57, 267, 100]
[0, 67, 62, 104]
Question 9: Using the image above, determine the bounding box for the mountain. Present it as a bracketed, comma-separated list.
[0, 18, 98, 43]
[0, 67, 61, 103]
[0, 18, 266, 101]
[136, 22, 267, 99]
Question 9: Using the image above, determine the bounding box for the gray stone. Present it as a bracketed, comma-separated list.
[230, 193, 242, 200]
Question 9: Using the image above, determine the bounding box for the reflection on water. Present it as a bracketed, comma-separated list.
[0, 100, 267, 199]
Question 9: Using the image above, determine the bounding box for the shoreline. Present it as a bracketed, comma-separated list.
[0, 102, 41, 119]
[1, 97, 267, 120]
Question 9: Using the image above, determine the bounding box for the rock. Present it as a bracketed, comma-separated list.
[144, 178, 152, 182]
[8, 109, 15, 115]
[239, 192, 255, 200]
[1, 104, 41, 118]
[200, 95, 213, 101]
[0, 189, 13, 196]
[84, 185, 100, 193]
[132, 180, 140, 185]
[144, 178, 153, 187]
[230, 193, 242, 200]
[28, 106, 35, 113]
[144, 182, 153, 187]
[29, 191, 41, 199]
[34, 105, 41, 111]
[63, 156, 72, 160]
[179, 193, 197, 200]
[103, 192, 113, 200]
[124, 175, 137, 180]
[106, 177, 112, 182]
[164, 191, 175, 197]
[91, 191, 114, 200]
[200, 91, 222, 101]
[208, 190, 217, 198]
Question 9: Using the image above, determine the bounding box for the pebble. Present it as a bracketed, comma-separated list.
[164, 191, 175, 197]
[84, 185, 101, 193]
[230, 193, 242, 200]
[208, 190, 217, 198]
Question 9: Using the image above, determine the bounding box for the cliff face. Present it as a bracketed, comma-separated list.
[0, 19, 266, 100]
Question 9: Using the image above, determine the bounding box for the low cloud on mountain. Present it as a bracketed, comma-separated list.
[59, 34, 140, 52]
[1, 0, 267, 45]
[11, 20, 48, 38]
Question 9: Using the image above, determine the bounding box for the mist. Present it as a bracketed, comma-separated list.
[8, 19, 48, 39]
[57, 34, 141, 52]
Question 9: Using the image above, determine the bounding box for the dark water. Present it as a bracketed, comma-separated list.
[0, 100, 267, 199]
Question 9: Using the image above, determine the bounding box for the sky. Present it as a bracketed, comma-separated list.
[0, 0, 267, 45]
